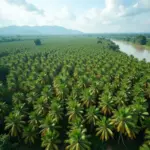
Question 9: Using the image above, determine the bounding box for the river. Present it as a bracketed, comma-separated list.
[113, 40, 150, 62]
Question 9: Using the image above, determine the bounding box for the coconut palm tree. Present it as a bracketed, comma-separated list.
[48, 100, 63, 122]
[12, 92, 25, 104]
[69, 117, 84, 131]
[33, 97, 50, 116]
[29, 111, 42, 129]
[56, 83, 69, 99]
[41, 85, 53, 103]
[41, 130, 60, 150]
[5, 112, 25, 137]
[7, 80, 17, 92]
[132, 84, 144, 97]
[85, 106, 100, 126]
[0, 101, 8, 121]
[130, 103, 149, 124]
[67, 100, 83, 121]
[81, 88, 95, 107]
[66, 128, 91, 150]
[96, 116, 113, 141]
[110, 107, 138, 139]
[40, 115, 58, 136]
[26, 91, 38, 105]
[114, 90, 128, 107]
[12, 103, 28, 117]
[99, 93, 114, 115]
[22, 125, 37, 144]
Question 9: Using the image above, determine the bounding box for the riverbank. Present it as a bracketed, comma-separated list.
[130, 42, 150, 50]
[115, 40, 150, 50]
[143, 45, 150, 50]
[113, 40, 150, 62]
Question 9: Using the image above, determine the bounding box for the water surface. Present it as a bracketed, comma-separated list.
[113, 40, 150, 62]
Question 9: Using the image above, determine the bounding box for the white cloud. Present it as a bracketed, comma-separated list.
[105, 0, 121, 9]
[0, 0, 74, 27]
[72, 0, 150, 32]
[0, 0, 150, 32]
[6, 0, 44, 15]
[0, 0, 44, 26]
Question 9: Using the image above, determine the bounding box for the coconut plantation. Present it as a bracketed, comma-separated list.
[0, 36, 150, 150]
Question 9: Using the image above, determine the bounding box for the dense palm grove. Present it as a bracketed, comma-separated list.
[0, 37, 150, 150]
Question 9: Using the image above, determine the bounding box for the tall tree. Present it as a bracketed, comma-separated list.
[135, 35, 147, 45]
[5, 113, 25, 137]
[22, 125, 37, 144]
[67, 101, 83, 121]
[96, 117, 114, 141]
[41, 130, 60, 150]
[66, 128, 91, 150]
[110, 108, 138, 139]
[85, 106, 100, 130]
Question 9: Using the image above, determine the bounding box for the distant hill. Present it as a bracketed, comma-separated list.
[0, 26, 83, 35]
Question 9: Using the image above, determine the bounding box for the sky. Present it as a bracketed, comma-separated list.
[0, 0, 150, 33]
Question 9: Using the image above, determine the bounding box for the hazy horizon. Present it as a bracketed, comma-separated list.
[0, 0, 150, 33]
[1, 25, 150, 34]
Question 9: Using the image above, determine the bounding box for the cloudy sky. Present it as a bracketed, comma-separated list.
[0, 0, 150, 33]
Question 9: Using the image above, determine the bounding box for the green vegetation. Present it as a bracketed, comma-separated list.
[0, 36, 21, 43]
[98, 33, 150, 49]
[121, 35, 149, 46]
[0, 36, 150, 150]
[34, 39, 42, 46]
[146, 40, 150, 46]
[134, 35, 147, 45]
[97, 37, 120, 51]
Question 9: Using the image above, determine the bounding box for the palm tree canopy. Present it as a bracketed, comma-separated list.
[85, 106, 100, 125]
[67, 101, 83, 121]
[110, 107, 138, 139]
[22, 125, 37, 144]
[66, 128, 91, 150]
[96, 116, 113, 141]
[5, 112, 25, 137]
[41, 130, 60, 150]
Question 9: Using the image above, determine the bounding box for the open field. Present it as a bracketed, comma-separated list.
[0, 36, 150, 150]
